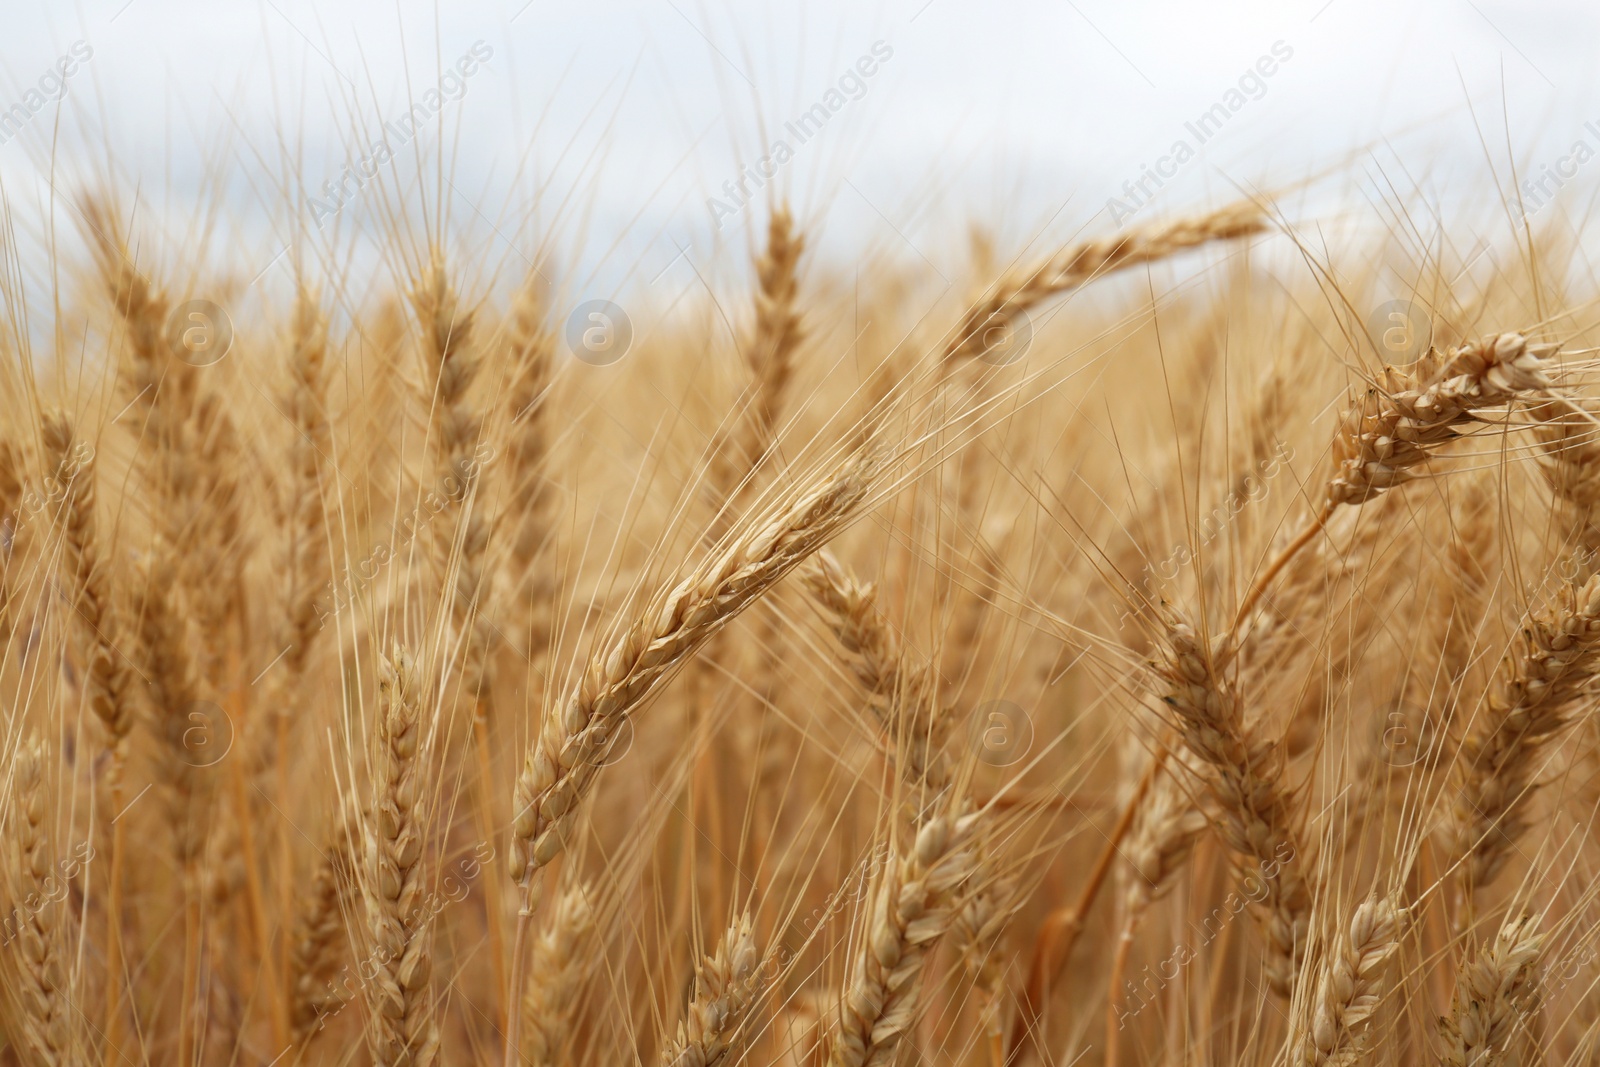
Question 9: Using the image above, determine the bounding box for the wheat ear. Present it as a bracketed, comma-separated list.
[504, 448, 889, 1067]
[1, 736, 73, 1067]
[410, 255, 494, 696]
[40, 411, 136, 749]
[510, 446, 888, 886]
[40, 408, 138, 1067]
[1154, 617, 1313, 994]
[709, 205, 807, 510]
[1439, 915, 1543, 1067]
[503, 278, 557, 647]
[521, 884, 595, 1067]
[364, 648, 439, 1067]
[1295, 895, 1407, 1066]
[0, 437, 21, 642]
[943, 200, 1264, 363]
[1442, 573, 1600, 887]
[662, 913, 768, 1067]
[950, 871, 1017, 1065]
[1234, 333, 1559, 633]
[1329, 333, 1558, 506]
[1531, 397, 1600, 577]
[278, 289, 331, 680]
[290, 818, 355, 1046]
[798, 549, 952, 791]
[830, 807, 978, 1067]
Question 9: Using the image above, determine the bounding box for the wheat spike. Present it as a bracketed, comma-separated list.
[279, 289, 332, 681]
[709, 206, 807, 510]
[510, 445, 888, 885]
[1, 737, 73, 1067]
[521, 885, 595, 1067]
[1153, 617, 1313, 994]
[1442, 573, 1600, 886]
[290, 819, 355, 1046]
[1123, 763, 1208, 914]
[1328, 333, 1557, 506]
[1439, 915, 1543, 1067]
[136, 553, 211, 864]
[798, 548, 952, 791]
[662, 913, 768, 1067]
[40, 410, 136, 747]
[364, 648, 439, 1067]
[830, 808, 978, 1067]
[943, 201, 1264, 363]
[1295, 895, 1407, 1066]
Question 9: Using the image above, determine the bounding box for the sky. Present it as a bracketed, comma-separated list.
[0, 0, 1596, 310]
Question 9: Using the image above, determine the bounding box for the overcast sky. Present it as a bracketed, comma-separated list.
[0, 0, 1596, 306]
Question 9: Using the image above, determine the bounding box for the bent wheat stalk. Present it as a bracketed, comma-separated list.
[1233, 333, 1560, 634]
[504, 445, 890, 1062]
[944, 200, 1264, 364]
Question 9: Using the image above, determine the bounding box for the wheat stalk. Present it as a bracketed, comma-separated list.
[1439, 915, 1543, 1067]
[1, 736, 73, 1067]
[662, 913, 768, 1067]
[1154, 616, 1313, 994]
[1442, 573, 1600, 887]
[522, 885, 595, 1067]
[1294, 895, 1407, 1066]
[830, 807, 978, 1067]
[943, 200, 1264, 363]
[364, 648, 439, 1067]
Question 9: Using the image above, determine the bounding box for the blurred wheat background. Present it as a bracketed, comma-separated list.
[3, 3, 1600, 1066]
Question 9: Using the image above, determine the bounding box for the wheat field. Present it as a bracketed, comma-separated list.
[4, 78, 1600, 1067]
